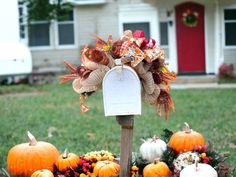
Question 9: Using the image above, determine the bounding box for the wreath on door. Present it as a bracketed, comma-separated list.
[182, 9, 199, 27]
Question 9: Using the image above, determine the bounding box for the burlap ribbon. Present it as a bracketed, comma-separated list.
[72, 47, 113, 94]
[134, 62, 163, 104]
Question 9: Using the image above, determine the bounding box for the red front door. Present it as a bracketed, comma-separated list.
[175, 2, 206, 74]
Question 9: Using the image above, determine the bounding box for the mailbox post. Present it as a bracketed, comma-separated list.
[103, 65, 141, 177]
[116, 115, 134, 177]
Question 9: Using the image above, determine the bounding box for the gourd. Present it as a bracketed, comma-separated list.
[7, 131, 60, 177]
[55, 149, 81, 172]
[168, 122, 205, 153]
[139, 136, 167, 163]
[31, 169, 54, 177]
[143, 160, 170, 177]
[180, 162, 218, 177]
[93, 160, 120, 177]
[173, 151, 200, 173]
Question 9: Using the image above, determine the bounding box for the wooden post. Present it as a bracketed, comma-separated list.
[116, 115, 134, 177]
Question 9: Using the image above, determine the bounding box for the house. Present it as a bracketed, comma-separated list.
[19, 0, 236, 75]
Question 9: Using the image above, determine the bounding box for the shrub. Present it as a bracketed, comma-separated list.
[218, 63, 234, 79]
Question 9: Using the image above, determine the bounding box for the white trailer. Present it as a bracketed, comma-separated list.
[0, 0, 32, 80]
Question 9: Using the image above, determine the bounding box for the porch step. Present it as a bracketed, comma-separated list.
[173, 75, 217, 84]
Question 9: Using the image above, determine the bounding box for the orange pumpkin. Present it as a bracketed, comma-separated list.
[7, 131, 60, 177]
[93, 160, 120, 177]
[55, 149, 81, 172]
[168, 122, 205, 153]
[31, 169, 54, 177]
[143, 160, 170, 177]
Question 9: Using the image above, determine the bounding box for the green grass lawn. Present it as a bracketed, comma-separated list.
[0, 83, 236, 172]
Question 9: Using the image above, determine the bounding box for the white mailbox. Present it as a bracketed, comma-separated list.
[103, 65, 141, 116]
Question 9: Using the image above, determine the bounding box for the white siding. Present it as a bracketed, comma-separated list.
[76, 3, 119, 46]
[32, 49, 79, 68]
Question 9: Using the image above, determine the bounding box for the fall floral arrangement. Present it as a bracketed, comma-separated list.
[60, 30, 176, 118]
[132, 123, 235, 177]
[6, 131, 120, 177]
[54, 150, 119, 177]
[5, 124, 234, 177]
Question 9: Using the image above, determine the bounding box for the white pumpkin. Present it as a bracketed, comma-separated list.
[180, 163, 218, 177]
[139, 136, 167, 163]
[173, 151, 200, 173]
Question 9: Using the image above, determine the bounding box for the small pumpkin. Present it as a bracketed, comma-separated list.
[140, 136, 167, 163]
[55, 149, 81, 172]
[180, 162, 218, 177]
[168, 122, 205, 153]
[93, 160, 120, 177]
[143, 160, 170, 177]
[31, 169, 54, 177]
[7, 131, 60, 177]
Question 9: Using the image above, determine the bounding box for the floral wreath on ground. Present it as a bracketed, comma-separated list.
[60, 30, 176, 119]
[182, 9, 199, 27]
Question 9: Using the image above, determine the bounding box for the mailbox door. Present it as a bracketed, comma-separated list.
[103, 66, 141, 116]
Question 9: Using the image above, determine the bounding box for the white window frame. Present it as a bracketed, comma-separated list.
[223, 5, 236, 49]
[118, 4, 159, 40]
[159, 8, 177, 73]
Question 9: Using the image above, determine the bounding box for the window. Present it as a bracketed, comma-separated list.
[57, 10, 75, 45]
[224, 9, 236, 46]
[159, 21, 169, 58]
[123, 22, 150, 39]
[159, 22, 168, 46]
[29, 21, 50, 46]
